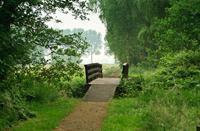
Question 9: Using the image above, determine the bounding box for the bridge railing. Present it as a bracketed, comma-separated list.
[122, 63, 129, 78]
[84, 63, 103, 84]
[84, 63, 129, 84]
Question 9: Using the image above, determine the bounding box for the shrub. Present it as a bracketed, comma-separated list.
[115, 75, 144, 97]
[0, 64, 86, 129]
[115, 50, 200, 129]
[151, 50, 200, 90]
[0, 85, 35, 129]
[139, 51, 200, 129]
[69, 76, 87, 98]
[24, 82, 59, 103]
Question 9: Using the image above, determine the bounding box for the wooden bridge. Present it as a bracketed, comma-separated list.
[83, 63, 128, 102]
[54, 63, 129, 131]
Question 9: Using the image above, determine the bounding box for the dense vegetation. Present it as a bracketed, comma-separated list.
[0, 0, 89, 129]
[89, 0, 200, 130]
[90, 0, 199, 65]
[0, 0, 199, 130]
[11, 99, 79, 131]
[103, 51, 200, 130]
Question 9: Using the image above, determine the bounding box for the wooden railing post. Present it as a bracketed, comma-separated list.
[122, 63, 129, 78]
[84, 64, 89, 84]
[197, 126, 200, 131]
[99, 64, 103, 78]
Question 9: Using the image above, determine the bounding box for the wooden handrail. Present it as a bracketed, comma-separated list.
[84, 63, 103, 84]
[122, 63, 129, 78]
[197, 126, 200, 131]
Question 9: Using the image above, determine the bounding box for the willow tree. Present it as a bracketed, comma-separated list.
[98, 0, 140, 65]
[90, 0, 169, 65]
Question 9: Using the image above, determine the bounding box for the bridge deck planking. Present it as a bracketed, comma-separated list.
[83, 78, 120, 102]
[89, 78, 120, 85]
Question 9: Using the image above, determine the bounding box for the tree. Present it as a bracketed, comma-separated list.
[152, 0, 200, 56]
[0, 0, 90, 127]
[89, 0, 169, 65]
[63, 28, 102, 63]
[97, 0, 139, 64]
[0, 0, 89, 79]
[84, 30, 102, 63]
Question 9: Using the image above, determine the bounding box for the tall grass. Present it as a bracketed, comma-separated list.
[103, 64, 121, 78]
[103, 51, 200, 130]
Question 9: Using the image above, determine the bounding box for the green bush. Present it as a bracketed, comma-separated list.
[151, 50, 200, 90]
[24, 82, 59, 103]
[70, 76, 87, 98]
[115, 75, 144, 97]
[115, 50, 200, 129]
[0, 64, 86, 129]
[0, 86, 35, 130]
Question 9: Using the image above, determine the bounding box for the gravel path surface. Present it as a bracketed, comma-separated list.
[54, 102, 108, 131]
[54, 78, 120, 131]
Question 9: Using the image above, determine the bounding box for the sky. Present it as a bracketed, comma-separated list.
[47, 12, 106, 38]
[46, 11, 115, 64]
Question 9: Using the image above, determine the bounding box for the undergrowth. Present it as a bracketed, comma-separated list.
[0, 65, 86, 130]
[11, 98, 79, 131]
[109, 50, 200, 130]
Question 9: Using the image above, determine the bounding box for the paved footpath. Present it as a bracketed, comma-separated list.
[54, 78, 120, 131]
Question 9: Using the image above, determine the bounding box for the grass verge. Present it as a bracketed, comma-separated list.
[11, 98, 79, 131]
[101, 98, 145, 131]
[102, 91, 199, 130]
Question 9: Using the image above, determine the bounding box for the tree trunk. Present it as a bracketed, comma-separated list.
[90, 52, 93, 63]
